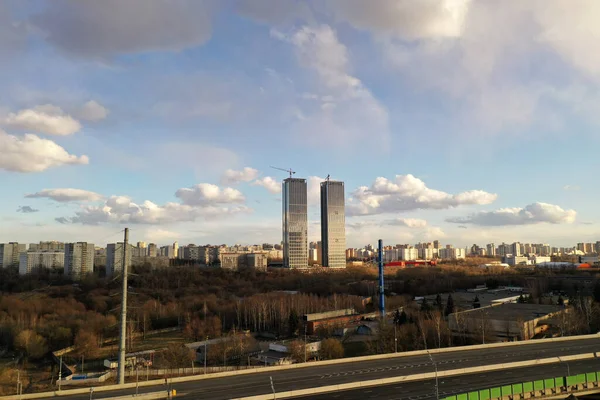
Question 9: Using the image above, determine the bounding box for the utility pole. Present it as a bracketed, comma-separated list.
[378, 239, 385, 318]
[204, 336, 208, 374]
[304, 324, 307, 363]
[117, 228, 129, 385]
[58, 356, 62, 391]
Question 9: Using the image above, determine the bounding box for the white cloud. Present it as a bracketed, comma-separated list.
[0, 130, 89, 172]
[386, 218, 428, 228]
[348, 174, 496, 216]
[17, 206, 38, 213]
[26, 188, 103, 202]
[328, 0, 472, 39]
[253, 176, 281, 194]
[221, 167, 259, 185]
[446, 202, 577, 226]
[4, 105, 81, 135]
[273, 25, 390, 146]
[77, 100, 109, 121]
[175, 183, 245, 206]
[141, 228, 182, 243]
[30, 0, 213, 58]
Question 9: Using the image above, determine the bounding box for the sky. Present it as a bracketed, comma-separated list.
[1, 0, 599, 248]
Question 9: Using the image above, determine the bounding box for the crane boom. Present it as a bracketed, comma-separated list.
[270, 166, 296, 179]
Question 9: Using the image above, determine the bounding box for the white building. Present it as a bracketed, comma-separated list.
[106, 243, 133, 277]
[19, 251, 64, 275]
[400, 248, 418, 261]
[0, 243, 26, 268]
[418, 248, 434, 260]
[64, 242, 95, 279]
[439, 247, 466, 260]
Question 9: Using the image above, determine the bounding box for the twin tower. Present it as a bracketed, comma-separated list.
[282, 177, 346, 269]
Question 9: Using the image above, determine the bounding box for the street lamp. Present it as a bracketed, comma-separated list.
[427, 351, 439, 400]
[558, 356, 571, 376]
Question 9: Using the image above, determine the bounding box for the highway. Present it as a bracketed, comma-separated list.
[32, 337, 600, 399]
[300, 359, 600, 400]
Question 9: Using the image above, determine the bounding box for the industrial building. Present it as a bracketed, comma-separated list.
[320, 180, 346, 268]
[282, 177, 308, 269]
[448, 303, 568, 342]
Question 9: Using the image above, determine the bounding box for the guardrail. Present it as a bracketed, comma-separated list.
[443, 370, 600, 400]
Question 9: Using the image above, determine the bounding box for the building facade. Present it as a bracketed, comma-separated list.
[282, 178, 308, 269]
[106, 243, 133, 277]
[64, 242, 95, 279]
[0, 243, 26, 268]
[19, 251, 64, 275]
[320, 180, 346, 268]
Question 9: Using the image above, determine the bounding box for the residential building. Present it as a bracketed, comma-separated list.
[511, 242, 522, 257]
[19, 251, 64, 275]
[485, 243, 496, 257]
[439, 247, 466, 260]
[106, 243, 132, 278]
[220, 252, 268, 271]
[173, 242, 179, 258]
[64, 242, 94, 279]
[320, 180, 346, 268]
[137, 241, 147, 249]
[308, 248, 318, 263]
[147, 243, 158, 257]
[282, 177, 308, 269]
[0, 243, 26, 268]
[400, 248, 418, 261]
[29, 241, 64, 252]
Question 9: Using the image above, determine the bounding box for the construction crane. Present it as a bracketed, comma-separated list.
[325, 174, 330, 182]
[270, 166, 295, 179]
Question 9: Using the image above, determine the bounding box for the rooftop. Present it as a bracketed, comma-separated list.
[451, 303, 565, 322]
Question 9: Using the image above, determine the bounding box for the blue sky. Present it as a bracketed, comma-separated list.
[1, 0, 598, 248]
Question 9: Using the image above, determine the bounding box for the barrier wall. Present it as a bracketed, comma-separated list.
[443, 370, 600, 400]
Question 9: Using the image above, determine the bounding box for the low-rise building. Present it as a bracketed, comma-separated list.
[448, 303, 568, 342]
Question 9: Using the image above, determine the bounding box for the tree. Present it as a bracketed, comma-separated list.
[74, 330, 99, 359]
[319, 338, 344, 360]
[434, 294, 443, 312]
[421, 297, 431, 312]
[594, 282, 600, 303]
[472, 296, 481, 309]
[159, 343, 196, 369]
[557, 296, 564, 306]
[288, 340, 306, 362]
[445, 294, 455, 316]
[288, 309, 299, 337]
[517, 294, 525, 304]
[14, 330, 47, 360]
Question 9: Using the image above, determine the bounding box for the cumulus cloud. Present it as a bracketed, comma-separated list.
[17, 206, 38, 213]
[273, 25, 389, 146]
[56, 183, 251, 226]
[347, 174, 497, 216]
[31, 0, 213, 58]
[4, 105, 81, 135]
[328, 0, 472, 39]
[446, 202, 577, 226]
[65, 193, 250, 226]
[175, 183, 245, 206]
[77, 100, 109, 121]
[221, 167, 259, 185]
[0, 130, 89, 172]
[253, 176, 281, 194]
[386, 218, 428, 228]
[26, 188, 103, 202]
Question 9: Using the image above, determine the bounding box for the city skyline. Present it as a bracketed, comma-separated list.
[1, 2, 598, 248]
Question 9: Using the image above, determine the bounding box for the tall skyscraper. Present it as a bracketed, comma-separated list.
[64, 242, 94, 280]
[320, 180, 346, 268]
[282, 178, 308, 269]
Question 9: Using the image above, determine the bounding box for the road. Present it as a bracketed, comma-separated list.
[41, 337, 600, 400]
[300, 359, 600, 400]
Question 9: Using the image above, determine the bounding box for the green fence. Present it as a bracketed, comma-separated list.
[442, 371, 599, 400]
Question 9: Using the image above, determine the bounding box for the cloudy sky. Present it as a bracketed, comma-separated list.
[1, 0, 598, 248]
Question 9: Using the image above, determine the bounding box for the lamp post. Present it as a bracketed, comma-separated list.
[394, 324, 398, 353]
[427, 351, 439, 400]
[204, 336, 208, 374]
[558, 356, 571, 376]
